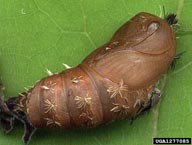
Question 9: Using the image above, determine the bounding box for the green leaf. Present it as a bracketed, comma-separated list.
[0, 0, 191, 145]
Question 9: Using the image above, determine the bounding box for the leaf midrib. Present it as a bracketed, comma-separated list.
[151, 0, 184, 140]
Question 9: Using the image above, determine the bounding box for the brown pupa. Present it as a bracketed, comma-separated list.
[0, 12, 177, 145]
